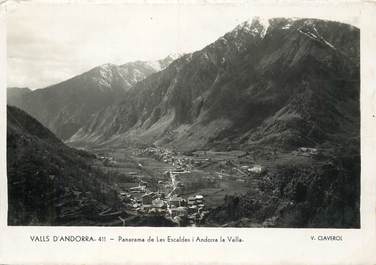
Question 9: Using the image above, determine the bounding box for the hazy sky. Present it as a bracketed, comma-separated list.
[6, 2, 359, 90]
[7, 3, 255, 89]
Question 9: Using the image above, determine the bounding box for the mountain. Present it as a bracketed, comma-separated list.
[69, 18, 359, 152]
[7, 17, 360, 228]
[8, 105, 179, 226]
[66, 18, 360, 228]
[7, 87, 32, 106]
[7, 105, 124, 225]
[8, 55, 178, 140]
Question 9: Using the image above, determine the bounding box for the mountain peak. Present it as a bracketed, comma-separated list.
[157, 53, 183, 70]
[165, 53, 183, 61]
[98, 63, 116, 69]
[235, 17, 270, 38]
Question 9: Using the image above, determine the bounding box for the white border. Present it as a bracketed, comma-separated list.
[0, 1, 375, 264]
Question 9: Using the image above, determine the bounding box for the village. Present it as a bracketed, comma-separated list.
[98, 146, 208, 226]
[118, 171, 209, 226]
[114, 145, 277, 226]
[94, 145, 320, 226]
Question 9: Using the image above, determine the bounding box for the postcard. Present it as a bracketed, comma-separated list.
[0, 0, 375, 264]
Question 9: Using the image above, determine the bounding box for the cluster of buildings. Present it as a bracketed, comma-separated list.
[296, 147, 319, 156]
[238, 165, 263, 174]
[167, 194, 208, 225]
[119, 183, 207, 226]
[138, 147, 195, 171]
[96, 153, 117, 166]
[124, 147, 215, 225]
[137, 147, 176, 163]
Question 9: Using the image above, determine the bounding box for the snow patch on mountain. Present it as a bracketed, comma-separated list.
[165, 53, 181, 61]
[239, 17, 270, 38]
[298, 23, 337, 51]
[144, 60, 164, 72]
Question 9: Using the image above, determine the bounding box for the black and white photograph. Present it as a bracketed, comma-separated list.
[5, 2, 360, 228]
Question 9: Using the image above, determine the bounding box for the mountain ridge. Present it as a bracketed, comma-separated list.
[7, 105, 123, 225]
[68, 18, 359, 152]
[8, 55, 178, 140]
[7, 17, 360, 228]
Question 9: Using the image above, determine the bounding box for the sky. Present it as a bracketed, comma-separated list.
[6, 2, 360, 90]
[6, 3, 255, 89]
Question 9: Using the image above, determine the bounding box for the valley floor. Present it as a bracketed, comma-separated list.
[82, 144, 324, 227]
